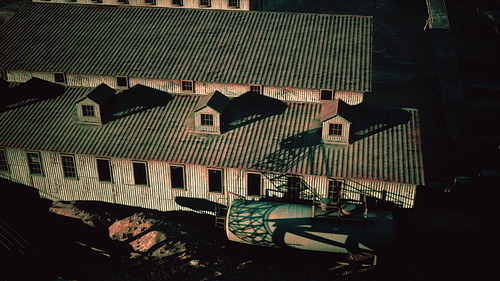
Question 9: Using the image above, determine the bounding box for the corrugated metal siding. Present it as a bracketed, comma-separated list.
[0, 3, 372, 92]
[335, 91, 364, 105]
[31, 0, 251, 10]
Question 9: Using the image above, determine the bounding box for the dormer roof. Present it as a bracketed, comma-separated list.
[77, 83, 115, 105]
[320, 99, 353, 123]
[194, 91, 230, 113]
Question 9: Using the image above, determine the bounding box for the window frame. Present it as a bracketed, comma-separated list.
[327, 179, 343, 203]
[170, 165, 185, 190]
[172, 0, 183, 6]
[247, 172, 262, 197]
[54, 72, 66, 84]
[26, 152, 44, 176]
[199, 0, 211, 6]
[320, 89, 334, 101]
[228, 0, 239, 8]
[328, 123, 343, 136]
[96, 158, 113, 183]
[81, 105, 96, 117]
[61, 154, 78, 179]
[208, 168, 223, 193]
[181, 80, 194, 92]
[116, 76, 129, 88]
[132, 161, 149, 186]
[286, 175, 302, 200]
[200, 113, 214, 126]
[250, 85, 262, 95]
[0, 149, 9, 173]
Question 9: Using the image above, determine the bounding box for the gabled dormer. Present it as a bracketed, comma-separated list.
[194, 91, 230, 134]
[320, 99, 352, 145]
[76, 83, 115, 125]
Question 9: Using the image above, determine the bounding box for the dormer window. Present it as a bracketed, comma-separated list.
[250, 85, 262, 95]
[116, 76, 128, 88]
[54, 72, 66, 84]
[194, 91, 229, 134]
[182, 80, 194, 92]
[320, 89, 334, 101]
[320, 99, 352, 145]
[76, 83, 115, 125]
[329, 123, 343, 136]
[81, 105, 95, 117]
[201, 114, 214, 126]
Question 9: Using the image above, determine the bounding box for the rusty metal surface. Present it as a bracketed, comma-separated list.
[0, 3, 372, 92]
[0, 83, 424, 186]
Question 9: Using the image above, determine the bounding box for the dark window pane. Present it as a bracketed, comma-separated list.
[286, 176, 301, 199]
[61, 155, 77, 178]
[27, 152, 43, 176]
[170, 165, 185, 189]
[97, 159, 112, 182]
[117, 76, 128, 87]
[247, 173, 261, 196]
[250, 85, 261, 95]
[208, 169, 223, 192]
[320, 90, 333, 100]
[82, 105, 95, 117]
[182, 80, 193, 91]
[329, 123, 343, 136]
[54, 72, 66, 83]
[201, 114, 214, 126]
[328, 179, 342, 202]
[0, 149, 9, 172]
[133, 162, 148, 185]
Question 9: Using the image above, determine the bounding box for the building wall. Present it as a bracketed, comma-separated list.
[0, 147, 417, 212]
[31, 0, 251, 10]
[5, 70, 364, 105]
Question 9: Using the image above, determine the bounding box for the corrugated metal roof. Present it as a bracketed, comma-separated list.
[0, 3, 372, 92]
[320, 99, 352, 122]
[0, 82, 423, 185]
[82, 83, 116, 105]
[194, 90, 230, 113]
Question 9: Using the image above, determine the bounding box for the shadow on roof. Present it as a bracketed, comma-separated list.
[222, 92, 287, 133]
[350, 105, 412, 143]
[102, 84, 173, 124]
[1, 78, 66, 112]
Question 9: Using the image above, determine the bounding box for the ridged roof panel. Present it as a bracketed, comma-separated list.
[0, 3, 372, 92]
[0, 83, 423, 184]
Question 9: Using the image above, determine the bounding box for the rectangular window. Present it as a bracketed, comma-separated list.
[132, 161, 148, 186]
[118, 0, 129, 3]
[200, 114, 214, 126]
[329, 123, 343, 136]
[91, 0, 103, 2]
[229, 0, 239, 7]
[286, 175, 302, 200]
[81, 105, 95, 117]
[116, 76, 128, 88]
[54, 72, 66, 84]
[145, 0, 156, 4]
[328, 179, 342, 203]
[181, 80, 194, 92]
[96, 158, 112, 182]
[200, 0, 210, 6]
[250, 85, 262, 95]
[173, 0, 183, 5]
[247, 172, 262, 196]
[27, 152, 43, 176]
[170, 165, 185, 190]
[0, 149, 9, 172]
[208, 169, 223, 193]
[320, 90, 334, 101]
[0, 68, 6, 80]
[61, 155, 78, 179]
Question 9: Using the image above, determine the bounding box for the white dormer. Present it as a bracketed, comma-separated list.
[194, 91, 230, 134]
[320, 99, 352, 144]
[76, 83, 115, 125]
